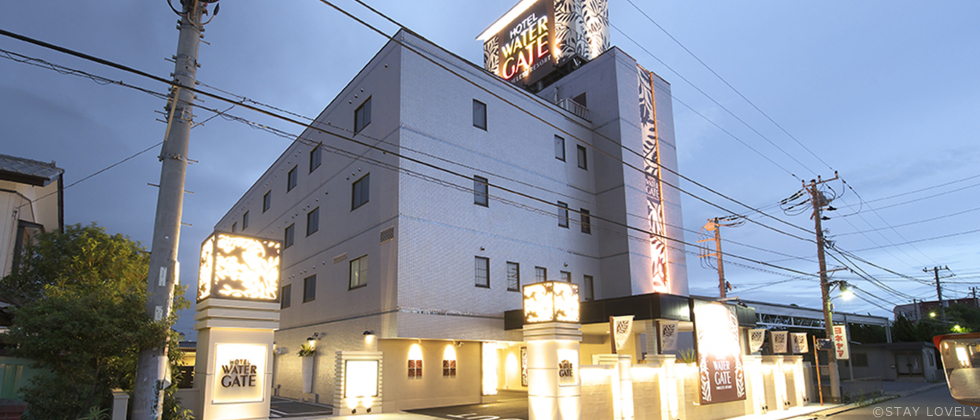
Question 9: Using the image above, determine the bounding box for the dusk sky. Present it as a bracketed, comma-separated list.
[2, 0, 977, 339]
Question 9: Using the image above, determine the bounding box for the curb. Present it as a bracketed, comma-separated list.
[798, 383, 947, 419]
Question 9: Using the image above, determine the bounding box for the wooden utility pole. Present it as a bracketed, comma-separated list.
[805, 172, 841, 403]
[700, 216, 742, 298]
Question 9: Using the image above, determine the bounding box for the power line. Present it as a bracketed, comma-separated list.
[835, 204, 980, 237]
[621, 0, 834, 174]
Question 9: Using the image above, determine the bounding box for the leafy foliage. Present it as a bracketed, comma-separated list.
[892, 304, 980, 343]
[297, 343, 315, 357]
[0, 224, 190, 420]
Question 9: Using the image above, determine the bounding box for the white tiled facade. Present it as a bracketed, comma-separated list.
[213, 30, 688, 406]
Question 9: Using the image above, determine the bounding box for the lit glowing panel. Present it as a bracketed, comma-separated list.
[523, 281, 580, 324]
[198, 232, 281, 302]
[482, 342, 498, 396]
[198, 235, 215, 300]
[212, 343, 267, 404]
[344, 360, 379, 398]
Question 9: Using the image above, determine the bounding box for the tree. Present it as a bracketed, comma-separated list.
[0, 224, 188, 420]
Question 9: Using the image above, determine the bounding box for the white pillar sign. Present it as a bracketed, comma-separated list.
[213, 344, 267, 403]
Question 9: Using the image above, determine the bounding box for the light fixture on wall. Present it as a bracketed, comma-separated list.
[363, 330, 374, 336]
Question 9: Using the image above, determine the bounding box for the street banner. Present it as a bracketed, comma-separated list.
[791, 333, 809, 354]
[610, 315, 634, 353]
[658, 320, 679, 352]
[771, 331, 788, 354]
[833, 324, 850, 360]
[748, 329, 766, 353]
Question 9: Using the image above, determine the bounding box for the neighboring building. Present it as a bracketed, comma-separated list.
[893, 297, 980, 323]
[0, 154, 64, 280]
[210, 0, 708, 413]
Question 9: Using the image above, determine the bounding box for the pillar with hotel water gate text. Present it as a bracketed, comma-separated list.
[523, 281, 583, 420]
[194, 232, 282, 420]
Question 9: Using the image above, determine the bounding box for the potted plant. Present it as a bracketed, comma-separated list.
[299, 344, 316, 393]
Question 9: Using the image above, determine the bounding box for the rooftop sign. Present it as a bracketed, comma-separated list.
[478, 0, 609, 89]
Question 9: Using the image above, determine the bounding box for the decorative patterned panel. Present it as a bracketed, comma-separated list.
[198, 232, 281, 302]
[483, 35, 499, 74]
[638, 67, 670, 293]
[583, 0, 609, 59]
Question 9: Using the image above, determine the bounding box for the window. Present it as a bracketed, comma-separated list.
[287, 166, 298, 192]
[474, 176, 489, 206]
[310, 146, 322, 173]
[535, 267, 547, 283]
[232, 222, 237, 233]
[352, 173, 370, 210]
[242, 211, 249, 230]
[507, 262, 520, 291]
[350, 255, 368, 289]
[561, 271, 571, 282]
[577, 145, 588, 170]
[473, 99, 487, 130]
[581, 209, 591, 234]
[557, 201, 569, 228]
[555, 135, 565, 161]
[284, 224, 295, 249]
[355, 97, 372, 133]
[281, 284, 292, 308]
[475, 257, 490, 288]
[263, 191, 271, 213]
[307, 207, 319, 236]
[583, 275, 594, 301]
[303, 275, 316, 303]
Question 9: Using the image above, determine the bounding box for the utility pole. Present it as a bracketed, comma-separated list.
[133, 1, 216, 418]
[924, 265, 951, 323]
[699, 216, 742, 298]
[806, 171, 841, 403]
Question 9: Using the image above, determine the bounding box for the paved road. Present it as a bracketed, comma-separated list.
[831, 386, 979, 419]
[408, 396, 528, 420]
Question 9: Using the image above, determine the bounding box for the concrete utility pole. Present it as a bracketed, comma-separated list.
[133, 1, 215, 418]
[924, 265, 951, 323]
[806, 172, 841, 403]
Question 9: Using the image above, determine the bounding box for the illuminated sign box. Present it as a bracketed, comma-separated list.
[212, 343, 267, 404]
[693, 303, 746, 405]
[345, 360, 380, 398]
[477, 0, 609, 89]
[523, 281, 579, 324]
[198, 232, 281, 302]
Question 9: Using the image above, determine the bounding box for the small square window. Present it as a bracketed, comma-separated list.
[475, 256, 490, 288]
[352, 173, 370, 210]
[473, 100, 487, 130]
[263, 191, 271, 213]
[242, 211, 249, 230]
[284, 224, 295, 249]
[555, 135, 565, 161]
[561, 271, 571, 282]
[583, 275, 594, 301]
[232, 222, 237, 233]
[307, 207, 319, 236]
[287, 166, 298, 192]
[303, 275, 316, 303]
[577, 145, 588, 170]
[535, 266, 547, 283]
[355, 97, 372, 133]
[581, 209, 591, 234]
[474, 176, 489, 207]
[557, 201, 569, 228]
[310, 146, 322, 173]
[507, 262, 520, 291]
[350, 255, 368, 289]
[281, 284, 292, 308]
